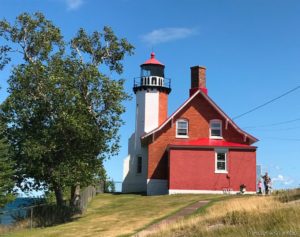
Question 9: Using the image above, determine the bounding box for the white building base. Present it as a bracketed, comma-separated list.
[122, 181, 147, 193]
[169, 189, 256, 195]
[122, 154, 147, 193]
[147, 179, 168, 195]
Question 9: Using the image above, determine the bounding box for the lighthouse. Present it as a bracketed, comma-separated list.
[123, 53, 258, 195]
[134, 52, 171, 137]
[122, 53, 171, 193]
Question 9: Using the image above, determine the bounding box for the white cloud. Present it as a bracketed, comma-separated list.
[141, 27, 198, 45]
[272, 174, 294, 186]
[65, 0, 84, 10]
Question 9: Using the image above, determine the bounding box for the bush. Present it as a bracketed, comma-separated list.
[275, 188, 300, 203]
[105, 179, 116, 193]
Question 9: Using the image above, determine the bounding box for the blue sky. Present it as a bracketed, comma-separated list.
[0, 0, 300, 191]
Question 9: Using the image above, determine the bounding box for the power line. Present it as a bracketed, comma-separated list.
[233, 85, 300, 120]
[242, 118, 300, 129]
[246, 126, 300, 132]
[260, 137, 300, 141]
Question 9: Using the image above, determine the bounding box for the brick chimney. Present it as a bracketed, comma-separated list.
[189, 66, 208, 96]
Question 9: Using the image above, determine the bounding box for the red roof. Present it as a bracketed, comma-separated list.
[141, 52, 164, 66]
[168, 138, 256, 149]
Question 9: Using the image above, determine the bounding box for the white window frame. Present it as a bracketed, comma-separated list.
[210, 119, 222, 139]
[215, 148, 228, 173]
[176, 119, 189, 138]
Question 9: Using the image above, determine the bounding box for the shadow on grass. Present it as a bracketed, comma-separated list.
[110, 192, 147, 196]
[30, 204, 82, 227]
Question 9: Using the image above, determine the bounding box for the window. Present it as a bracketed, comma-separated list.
[176, 119, 188, 137]
[210, 119, 222, 138]
[136, 156, 142, 174]
[215, 149, 228, 173]
[141, 68, 151, 77]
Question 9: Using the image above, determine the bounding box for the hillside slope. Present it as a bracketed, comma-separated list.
[3, 193, 221, 237]
[150, 190, 300, 237]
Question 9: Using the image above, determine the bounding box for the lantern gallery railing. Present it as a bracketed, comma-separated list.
[133, 76, 171, 89]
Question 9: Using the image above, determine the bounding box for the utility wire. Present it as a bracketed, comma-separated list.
[233, 85, 300, 120]
[260, 137, 300, 141]
[243, 118, 300, 129]
[246, 126, 300, 131]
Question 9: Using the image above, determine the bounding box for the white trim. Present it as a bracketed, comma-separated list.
[176, 135, 189, 138]
[215, 148, 228, 173]
[176, 119, 189, 138]
[215, 170, 228, 174]
[210, 119, 222, 139]
[210, 136, 223, 140]
[141, 90, 258, 144]
[225, 119, 229, 130]
[169, 189, 256, 195]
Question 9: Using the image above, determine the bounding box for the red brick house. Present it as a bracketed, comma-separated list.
[122, 53, 258, 195]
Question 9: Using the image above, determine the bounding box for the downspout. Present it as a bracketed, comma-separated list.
[226, 149, 231, 193]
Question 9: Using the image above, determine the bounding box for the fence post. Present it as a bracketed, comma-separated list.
[30, 206, 33, 229]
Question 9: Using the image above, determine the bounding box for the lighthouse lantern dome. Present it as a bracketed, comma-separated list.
[140, 52, 165, 78]
[133, 52, 171, 94]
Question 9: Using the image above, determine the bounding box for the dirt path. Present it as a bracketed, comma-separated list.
[134, 200, 210, 237]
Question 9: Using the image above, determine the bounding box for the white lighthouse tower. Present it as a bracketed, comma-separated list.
[122, 53, 171, 193]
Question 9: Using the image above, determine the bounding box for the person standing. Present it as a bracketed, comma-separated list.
[262, 172, 271, 195]
[257, 179, 263, 194]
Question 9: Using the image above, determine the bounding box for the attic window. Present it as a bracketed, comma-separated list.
[176, 119, 188, 138]
[210, 119, 222, 139]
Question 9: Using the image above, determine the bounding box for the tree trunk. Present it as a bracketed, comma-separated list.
[70, 185, 76, 204]
[70, 184, 80, 207]
[53, 184, 64, 206]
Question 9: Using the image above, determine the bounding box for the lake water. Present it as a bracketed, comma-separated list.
[0, 198, 37, 225]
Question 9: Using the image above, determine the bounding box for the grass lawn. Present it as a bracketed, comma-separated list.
[150, 189, 300, 237]
[3, 193, 222, 237]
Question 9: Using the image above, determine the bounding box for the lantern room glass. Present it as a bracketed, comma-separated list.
[141, 64, 164, 78]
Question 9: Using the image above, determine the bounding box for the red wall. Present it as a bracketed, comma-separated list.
[147, 94, 251, 180]
[169, 148, 256, 192]
[159, 92, 168, 125]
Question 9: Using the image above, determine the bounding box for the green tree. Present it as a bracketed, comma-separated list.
[0, 12, 134, 206]
[0, 116, 15, 208]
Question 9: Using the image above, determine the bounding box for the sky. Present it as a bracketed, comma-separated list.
[0, 0, 299, 191]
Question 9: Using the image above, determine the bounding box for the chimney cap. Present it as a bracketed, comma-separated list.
[190, 65, 206, 69]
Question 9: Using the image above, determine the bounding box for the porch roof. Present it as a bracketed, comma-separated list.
[168, 138, 257, 150]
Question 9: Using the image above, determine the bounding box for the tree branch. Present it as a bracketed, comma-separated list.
[21, 27, 34, 63]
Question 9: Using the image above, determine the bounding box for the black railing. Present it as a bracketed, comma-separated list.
[133, 76, 171, 89]
[133, 77, 172, 94]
